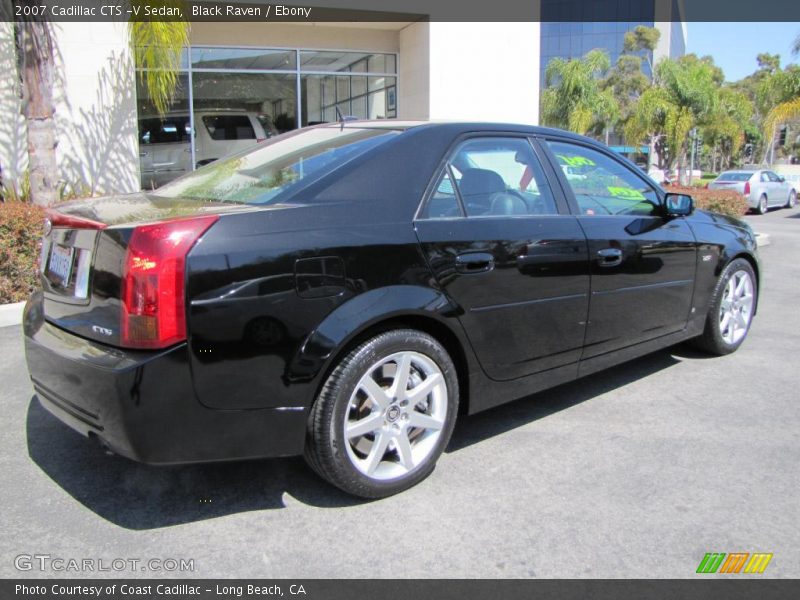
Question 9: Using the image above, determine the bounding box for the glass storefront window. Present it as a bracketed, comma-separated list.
[136, 46, 398, 189]
[299, 51, 398, 74]
[191, 47, 296, 71]
[136, 73, 191, 190]
[301, 75, 396, 126]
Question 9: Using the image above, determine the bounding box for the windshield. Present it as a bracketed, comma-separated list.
[153, 126, 402, 204]
[717, 172, 753, 182]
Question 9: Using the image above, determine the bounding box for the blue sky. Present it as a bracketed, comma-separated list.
[687, 22, 799, 82]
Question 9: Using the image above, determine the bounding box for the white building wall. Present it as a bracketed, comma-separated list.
[397, 22, 430, 120]
[0, 22, 28, 193]
[52, 22, 139, 196]
[0, 22, 140, 197]
[399, 22, 540, 124]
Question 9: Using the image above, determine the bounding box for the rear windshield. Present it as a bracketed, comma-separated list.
[717, 172, 753, 182]
[153, 126, 400, 204]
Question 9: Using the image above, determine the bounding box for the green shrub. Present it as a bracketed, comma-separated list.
[0, 201, 45, 303]
[665, 185, 749, 218]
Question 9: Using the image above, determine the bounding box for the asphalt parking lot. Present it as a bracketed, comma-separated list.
[1, 207, 798, 579]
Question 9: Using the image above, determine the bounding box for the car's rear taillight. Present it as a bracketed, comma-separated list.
[744, 181, 750, 195]
[121, 215, 218, 349]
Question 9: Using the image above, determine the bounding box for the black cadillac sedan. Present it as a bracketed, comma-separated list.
[24, 122, 759, 498]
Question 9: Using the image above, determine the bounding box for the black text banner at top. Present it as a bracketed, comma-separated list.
[3, 0, 800, 22]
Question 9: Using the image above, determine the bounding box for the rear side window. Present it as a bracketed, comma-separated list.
[139, 117, 191, 145]
[718, 172, 753, 182]
[202, 115, 256, 141]
[421, 137, 558, 218]
[153, 127, 401, 204]
[546, 140, 659, 216]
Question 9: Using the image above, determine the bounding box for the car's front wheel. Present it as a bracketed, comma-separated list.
[692, 258, 757, 355]
[785, 190, 796, 209]
[305, 329, 459, 498]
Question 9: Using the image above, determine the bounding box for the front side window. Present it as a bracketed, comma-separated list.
[443, 137, 558, 217]
[546, 141, 660, 216]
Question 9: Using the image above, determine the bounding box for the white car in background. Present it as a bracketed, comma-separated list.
[138, 110, 276, 189]
[708, 169, 797, 214]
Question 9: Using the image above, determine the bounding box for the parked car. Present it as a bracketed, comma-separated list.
[138, 109, 277, 189]
[25, 122, 760, 498]
[708, 169, 797, 214]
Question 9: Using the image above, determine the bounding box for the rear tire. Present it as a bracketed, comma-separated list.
[305, 329, 459, 498]
[785, 190, 796, 209]
[692, 258, 757, 356]
[757, 194, 768, 214]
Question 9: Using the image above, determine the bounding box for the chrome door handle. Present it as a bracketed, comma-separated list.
[597, 248, 623, 267]
[455, 252, 494, 274]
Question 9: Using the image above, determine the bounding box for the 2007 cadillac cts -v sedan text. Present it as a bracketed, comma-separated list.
[24, 122, 760, 498]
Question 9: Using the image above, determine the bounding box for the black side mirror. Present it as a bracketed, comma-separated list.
[778, 176, 786, 183]
[664, 193, 693, 216]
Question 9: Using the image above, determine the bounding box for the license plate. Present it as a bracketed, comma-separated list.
[47, 244, 75, 288]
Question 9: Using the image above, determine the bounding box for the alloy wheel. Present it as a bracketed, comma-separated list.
[719, 270, 754, 345]
[343, 351, 448, 480]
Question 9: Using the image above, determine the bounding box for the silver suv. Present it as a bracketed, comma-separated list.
[138, 110, 277, 189]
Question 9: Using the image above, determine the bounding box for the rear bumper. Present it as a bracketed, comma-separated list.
[23, 293, 307, 464]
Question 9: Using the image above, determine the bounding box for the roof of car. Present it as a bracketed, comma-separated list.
[319, 119, 595, 143]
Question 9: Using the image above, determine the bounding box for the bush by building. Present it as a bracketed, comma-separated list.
[0, 201, 45, 304]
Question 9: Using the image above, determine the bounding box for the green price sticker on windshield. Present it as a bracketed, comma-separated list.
[607, 186, 645, 200]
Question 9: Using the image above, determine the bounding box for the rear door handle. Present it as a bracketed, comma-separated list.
[455, 252, 494, 274]
[597, 247, 623, 267]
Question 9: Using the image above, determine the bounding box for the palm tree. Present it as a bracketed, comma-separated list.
[17, 18, 58, 206]
[130, 18, 189, 116]
[15, 3, 189, 206]
[540, 49, 615, 136]
[625, 55, 720, 181]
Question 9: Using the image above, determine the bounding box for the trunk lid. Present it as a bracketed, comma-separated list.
[40, 193, 256, 346]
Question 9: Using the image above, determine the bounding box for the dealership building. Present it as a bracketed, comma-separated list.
[0, 1, 685, 196]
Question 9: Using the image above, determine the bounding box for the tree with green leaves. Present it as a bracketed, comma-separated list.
[699, 87, 753, 171]
[622, 25, 661, 74]
[600, 26, 659, 152]
[540, 49, 618, 136]
[13, 1, 189, 206]
[625, 54, 721, 181]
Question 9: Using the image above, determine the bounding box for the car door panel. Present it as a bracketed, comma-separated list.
[415, 135, 590, 381]
[577, 215, 697, 357]
[416, 217, 589, 380]
[540, 138, 698, 359]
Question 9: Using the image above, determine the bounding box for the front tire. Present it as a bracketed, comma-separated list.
[305, 329, 459, 498]
[757, 194, 768, 214]
[692, 258, 757, 356]
[785, 190, 796, 209]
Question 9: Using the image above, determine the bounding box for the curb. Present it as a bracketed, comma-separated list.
[755, 232, 771, 247]
[0, 301, 25, 329]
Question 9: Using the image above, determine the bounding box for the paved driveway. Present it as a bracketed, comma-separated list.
[1, 208, 798, 578]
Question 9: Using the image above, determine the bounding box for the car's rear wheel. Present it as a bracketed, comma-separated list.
[757, 194, 768, 214]
[692, 258, 757, 355]
[305, 329, 458, 498]
[785, 190, 796, 209]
